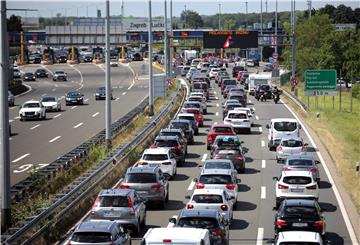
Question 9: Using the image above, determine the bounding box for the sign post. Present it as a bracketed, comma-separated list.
[304, 70, 337, 96]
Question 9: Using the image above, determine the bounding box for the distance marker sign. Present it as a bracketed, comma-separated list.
[304, 69, 337, 96]
[203, 31, 258, 49]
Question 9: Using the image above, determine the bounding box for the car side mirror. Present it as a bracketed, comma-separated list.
[169, 217, 177, 223]
[198, 164, 203, 168]
[273, 177, 278, 181]
[272, 207, 277, 211]
[193, 178, 198, 182]
[299, 124, 302, 129]
[266, 124, 270, 129]
[304, 143, 308, 146]
[315, 160, 321, 164]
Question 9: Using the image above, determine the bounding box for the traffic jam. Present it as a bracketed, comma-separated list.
[65, 58, 327, 245]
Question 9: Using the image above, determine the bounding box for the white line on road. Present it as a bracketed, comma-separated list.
[30, 124, 40, 130]
[12, 153, 30, 163]
[49, 136, 61, 143]
[249, 99, 252, 103]
[54, 113, 62, 118]
[14, 116, 20, 119]
[261, 160, 266, 169]
[71, 106, 77, 110]
[255, 115, 259, 120]
[201, 153, 207, 162]
[216, 103, 219, 107]
[92, 112, 100, 117]
[51, 88, 56, 91]
[215, 112, 219, 116]
[252, 107, 256, 111]
[256, 228, 264, 245]
[122, 92, 127, 95]
[261, 186, 266, 199]
[261, 140, 265, 147]
[9, 119, 14, 123]
[214, 122, 218, 124]
[73, 122, 83, 129]
[128, 80, 135, 90]
[187, 180, 196, 191]
[54, 84, 58, 87]
[259, 127, 263, 133]
[214, 91, 217, 94]
[115, 97, 120, 101]
[215, 96, 219, 100]
[84, 99, 89, 102]
[9, 137, 12, 141]
[42, 93, 47, 96]
[70, 65, 84, 90]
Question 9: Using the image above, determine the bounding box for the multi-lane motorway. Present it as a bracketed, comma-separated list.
[124, 75, 355, 244]
[10, 61, 154, 185]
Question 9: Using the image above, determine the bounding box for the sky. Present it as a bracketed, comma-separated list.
[6, 0, 360, 18]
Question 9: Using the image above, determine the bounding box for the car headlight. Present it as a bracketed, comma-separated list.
[95, 93, 100, 96]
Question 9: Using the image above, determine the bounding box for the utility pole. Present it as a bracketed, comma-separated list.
[121, 0, 124, 45]
[0, 0, 11, 231]
[148, 0, 154, 116]
[308, 0, 312, 19]
[245, 1, 248, 29]
[218, 4, 221, 30]
[260, 0, 263, 61]
[275, 0, 278, 53]
[291, 0, 296, 80]
[265, 0, 268, 13]
[105, 0, 112, 148]
[184, 5, 187, 28]
[170, 0, 173, 77]
[164, 0, 168, 79]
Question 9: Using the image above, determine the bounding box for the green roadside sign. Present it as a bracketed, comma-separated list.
[304, 69, 337, 96]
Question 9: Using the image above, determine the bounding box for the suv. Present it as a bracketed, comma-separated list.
[65, 91, 84, 105]
[90, 189, 146, 235]
[119, 167, 169, 208]
[207, 124, 235, 150]
[228, 92, 246, 107]
[52, 70, 67, 81]
[169, 119, 194, 144]
[276, 137, 308, 163]
[221, 79, 237, 94]
[275, 231, 324, 245]
[169, 209, 229, 245]
[153, 135, 186, 166]
[210, 135, 242, 156]
[19, 100, 46, 121]
[274, 170, 319, 208]
[159, 128, 188, 149]
[283, 155, 320, 182]
[274, 199, 326, 236]
[212, 147, 246, 173]
[224, 110, 251, 134]
[177, 113, 199, 135]
[68, 220, 131, 244]
[267, 118, 301, 151]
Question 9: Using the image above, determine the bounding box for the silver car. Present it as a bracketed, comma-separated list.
[283, 155, 320, 182]
[119, 167, 169, 208]
[276, 137, 307, 163]
[90, 189, 146, 235]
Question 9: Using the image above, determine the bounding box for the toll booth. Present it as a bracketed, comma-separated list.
[68, 47, 80, 62]
[43, 47, 55, 64]
[93, 46, 104, 62]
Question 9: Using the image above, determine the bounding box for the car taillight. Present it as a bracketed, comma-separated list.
[214, 154, 221, 159]
[211, 228, 225, 236]
[119, 184, 130, 189]
[277, 146, 283, 152]
[226, 184, 236, 190]
[306, 184, 317, 190]
[195, 183, 205, 189]
[278, 184, 289, 189]
[311, 168, 317, 173]
[225, 119, 231, 122]
[127, 196, 136, 216]
[150, 145, 158, 149]
[207, 135, 213, 142]
[283, 167, 290, 171]
[236, 156, 243, 160]
[220, 204, 228, 211]
[301, 146, 306, 152]
[92, 196, 100, 208]
[313, 220, 324, 228]
[163, 239, 172, 243]
[138, 161, 148, 166]
[151, 183, 161, 190]
[162, 161, 172, 165]
[67, 243, 72, 245]
[187, 204, 194, 209]
[175, 146, 183, 151]
[275, 220, 287, 227]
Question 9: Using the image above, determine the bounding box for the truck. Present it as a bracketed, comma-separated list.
[247, 73, 272, 95]
[184, 50, 198, 64]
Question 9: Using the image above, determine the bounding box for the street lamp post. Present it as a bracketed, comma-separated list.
[164, 0, 168, 78]
[105, 0, 111, 149]
[218, 4, 221, 30]
[170, 0, 173, 77]
[148, 0, 154, 116]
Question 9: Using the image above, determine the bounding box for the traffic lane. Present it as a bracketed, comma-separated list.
[252, 96, 351, 244]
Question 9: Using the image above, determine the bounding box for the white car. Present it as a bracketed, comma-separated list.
[187, 96, 207, 114]
[234, 107, 254, 126]
[136, 147, 177, 179]
[274, 231, 324, 245]
[209, 68, 219, 79]
[41, 96, 61, 112]
[266, 118, 301, 151]
[274, 170, 319, 208]
[186, 189, 234, 223]
[276, 137, 307, 162]
[246, 59, 255, 67]
[202, 159, 235, 173]
[224, 110, 251, 134]
[191, 59, 201, 67]
[110, 58, 118, 67]
[189, 92, 207, 102]
[186, 67, 197, 80]
[19, 101, 46, 121]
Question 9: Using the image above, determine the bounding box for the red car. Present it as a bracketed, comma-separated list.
[206, 124, 235, 150]
[181, 108, 204, 127]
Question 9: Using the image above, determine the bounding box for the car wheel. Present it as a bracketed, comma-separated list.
[43, 113, 46, 120]
[233, 200, 237, 210]
[275, 198, 281, 209]
[207, 144, 211, 150]
[141, 215, 146, 227]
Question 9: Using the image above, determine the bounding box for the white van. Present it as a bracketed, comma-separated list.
[247, 73, 271, 95]
[141, 227, 211, 245]
[266, 118, 301, 151]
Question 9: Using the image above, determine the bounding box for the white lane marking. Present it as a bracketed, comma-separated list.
[256, 227, 264, 245]
[261, 160, 266, 169]
[9, 119, 14, 123]
[30, 124, 40, 130]
[252, 107, 256, 111]
[187, 180, 196, 191]
[84, 98, 89, 102]
[71, 106, 77, 110]
[261, 140, 265, 147]
[54, 84, 58, 87]
[216, 103, 219, 107]
[41, 93, 47, 96]
[127, 80, 135, 90]
[255, 115, 259, 120]
[54, 113, 62, 118]
[49, 136, 61, 143]
[215, 96, 219, 100]
[282, 100, 358, 243]
[261, 186, 266, 199]
[115, 97, 120, 101]
[73, 122, 84, 129]
[249, 99, 252, 103]
[214, 91, 217, 94]
[51, 88, 56, 91]
[214, 122, 218, 124]
[122, 92, 127, 95]
[70, 65, 85, 90]
[92, 112, 100, 117]
[12, 153, 30, 163]
[14, 116, 20, 119]
[201, 153, 207, 162]
[215, 112, 219, 117]
[258, 127, 263, 133]
[9, 137, 12, 141]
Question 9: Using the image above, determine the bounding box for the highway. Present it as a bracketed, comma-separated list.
[123, 73, 354, 244]
[9, 61, 153, 186]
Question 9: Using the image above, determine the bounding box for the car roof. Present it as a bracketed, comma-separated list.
[144, 147, 170, 154]
[211, 124, 232, 128]
[277, 231, 322, 242]
[201, 168, 233, 175]
[144, 227, 208, 241]
[155, 135, 178, 140]
[204, 159, 233, 164]
[179, 209, 219, 218]
[24, 100, 41, 104]
[228, 110, 247, 115]
[271, 118, 298, 123]
[98, 188, 133, 196]
[76, 220, 116, 233]
[160, 128, 182, 133]
[283, 199, 317, 207]
[282, 170, 313, 177]
[127, 166, 158, 174]
[286, 155, 315, 161]
[178, 113, 195, 117]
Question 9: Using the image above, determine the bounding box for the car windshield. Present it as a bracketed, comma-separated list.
[179, 116, 194, 122]
[97, 87, 105, 92]
[71, 232, 111, 243]
[55, 71, 64, 74]
[99, 196, 129, 207]
[228, 113, 247, 119]
[143, 154, 168, 161]
[68, 92, 80, 97]
[283, 177, 312, 185]
[23, 103, 40, 108]
[189, 97, 202, 102]
[281, 139, 303, 147]
[25, 73, 33, 76]
[224, 80, 237, 86]
[154, 140, 178, 147]
[215, 149, 241, 156]
[205, 161, 231, 170]
[125, 173, 156, 183]
[199, 174, 232, 184]
[226, 104, 241, 110]
[192, 194, 223, 204]
[184, 103, 201, 109]
[229, 95, 244, 101]
[216, 137, 237, 147]
[41, 97, 56, 102]
[170, 122, 188, 129]
[288, 159, 314, 167]
[284, 206, 318, 218]
[274, 122, 297, 132]
[213, 127, 232, 133]
[279, 243, 320, 245]
[36, 69, 45, 73]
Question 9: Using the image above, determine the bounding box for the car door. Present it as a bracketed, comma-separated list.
[133, 192, 146, 223]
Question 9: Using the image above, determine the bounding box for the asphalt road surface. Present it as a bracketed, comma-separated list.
[9, 61, 155, 186]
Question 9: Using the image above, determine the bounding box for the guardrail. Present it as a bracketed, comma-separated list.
[2, 84, 183, 245]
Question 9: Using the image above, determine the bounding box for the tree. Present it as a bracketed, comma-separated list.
[333, 4, 355, 23]
[318, 4, 336, 21]
[180, 10, 203, 29]
[223, 18, 236, 30]
[7, 15, 22, 32]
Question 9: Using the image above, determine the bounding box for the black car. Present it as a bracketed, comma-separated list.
[58, 55, 68, 63]
[33, 57, 42, 64]
[153, 135, 186, 166]
[82, 55, 93, 63]
[23, 72, 36, 81]
[169, 119, 194, 144]
[274, 199, 326, 236]
[232, 65, 246, 78]
[159, 128, 188, 151]
[170, 209, 229, 245]
[255, 84, 272, 100]
[95, 86, 113, 100]
[65, 91, 84, 105]
[35, 69, 48, 78]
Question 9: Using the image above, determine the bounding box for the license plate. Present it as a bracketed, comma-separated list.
[137, 191, 148, 194]
[291, 188, 304, 193]
[104, 211, 118, 217]
[293, 223, 308, 227]
[149, 164, 160, 167]
[234, 121, 242, 125]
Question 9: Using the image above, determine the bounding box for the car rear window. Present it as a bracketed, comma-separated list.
[189, 97, 202, 102]
[143, 154, 168, 161]
[279, 243, 320, 245]
[193, 83, 202, 89]
[125, 173, 156, 183]
[205, 161, 231, 170]
[284, 206, 318, 218]
[226, 104, 241, 111]
[224, 80, 237, 86]
[228, 113, 247, 119]
[229, 95, 245, 101]
[99, 196, 129, 207]
[192, 194, 223, 203]
[213, 127, 232, 133]
[154, 140, 179, 147]
[199, 174, 232, 184]
[71, 232, 111, 243]
[281, 140, 303, 147]
[184, 103, 201, 109]
[215, 137, 237, 147]
[274, 122, 297, 132]
[283, 177, 312, 185]
[215, 149, 241, 156]
[170, 122, 187, 129]
[288, 159, 313, 166]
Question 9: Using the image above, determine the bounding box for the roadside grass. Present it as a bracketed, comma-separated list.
[281, 83, 360, 212]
